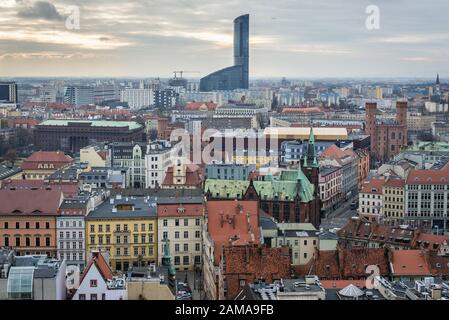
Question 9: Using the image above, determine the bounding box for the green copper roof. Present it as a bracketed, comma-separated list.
[309, 127, 315, 145]
[408, 141, 449, 152]
[306, 127, 319, 168]
[38, 119, 142, 130]
[204, 167, 315, 203]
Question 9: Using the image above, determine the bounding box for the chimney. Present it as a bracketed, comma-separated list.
[431, 286, 442, 300]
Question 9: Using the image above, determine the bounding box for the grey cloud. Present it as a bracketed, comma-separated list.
[17, 1, 64, 21]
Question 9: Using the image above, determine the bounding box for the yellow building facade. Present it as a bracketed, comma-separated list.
[85, 196, 158, 272]
[382, 179, 405, 225]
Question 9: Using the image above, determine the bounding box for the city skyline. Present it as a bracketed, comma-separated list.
[0, 0, 449, 78]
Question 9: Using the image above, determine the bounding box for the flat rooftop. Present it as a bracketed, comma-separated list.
[264, 127, 348, 140]
[38, 119, 142, 130]
[86, 196, 157, 220]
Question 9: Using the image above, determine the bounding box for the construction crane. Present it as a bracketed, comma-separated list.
[172, 70, 200, 79]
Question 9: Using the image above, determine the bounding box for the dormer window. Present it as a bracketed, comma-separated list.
[177, 207, 186, 214]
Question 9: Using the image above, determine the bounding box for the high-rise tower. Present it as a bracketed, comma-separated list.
[233, 14, 249, 89]
[200, 14, 249, 91]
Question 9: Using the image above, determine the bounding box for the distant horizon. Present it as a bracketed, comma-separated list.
[1, 0, 448, 78]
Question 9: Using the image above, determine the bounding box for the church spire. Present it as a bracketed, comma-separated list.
[306, 127, 318, 168]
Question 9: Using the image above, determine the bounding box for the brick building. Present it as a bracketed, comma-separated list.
[34, 120, 145, 154]
[223, 245, 291, 299]
[204, 128, 321, 228]
[365, 101, 408, 163]
[202, 200, 261, 300]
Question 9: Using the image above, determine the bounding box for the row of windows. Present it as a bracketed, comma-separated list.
[174, 255, 201, 265]
[59, 231, 83, 239]
[59, 241, 83, 249]
[384, 189, 404, 195]
[3, 236, 51, 247]
[172, 243, 201, 253]
[3, 222, 50, 230]
[162, 230, 201, 239]
[60, 252, 83, 261]
[89, 223, 154, 233]
[162, 218, 201, 227]
[115, 246, 154, 257]
[408, 185, 447, 190]
[278, 239, 317, 247]
[89, 234, 155, 245]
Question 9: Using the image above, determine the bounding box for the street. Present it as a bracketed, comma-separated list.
[320, 194, 359, 230]
[175, 270, 203, 300]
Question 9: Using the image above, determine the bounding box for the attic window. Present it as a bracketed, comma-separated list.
[176, 207, 185, 213]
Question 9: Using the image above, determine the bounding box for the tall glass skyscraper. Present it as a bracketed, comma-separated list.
[200, 14, 249, 92]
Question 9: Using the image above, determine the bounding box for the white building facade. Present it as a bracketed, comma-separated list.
[120, 88, 154, 109]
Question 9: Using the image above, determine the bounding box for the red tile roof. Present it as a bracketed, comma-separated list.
[384, 178, 405, 188]
[79, 251, 113, 284]
[414, 232, 449, 251]
[21, 151, 73, 170]
[320, 144, 355, 160]
[185, 102, 217, 111]
[360, 178, 385, 195]
[206, 200, 261, 265]
[1, 180, 79, 198]
[296, 247, 390, 279]
[320, 144, 346, 159]
[157, 203, 203, 217]
[406, 168, 449, 185]
[0, 189, 63, 215]
[162, 164, 203, 187]
[224, 245, 291, 299]
[390, 250, 430, 276]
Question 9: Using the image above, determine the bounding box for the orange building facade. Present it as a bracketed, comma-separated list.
[0, 189, 63, 257]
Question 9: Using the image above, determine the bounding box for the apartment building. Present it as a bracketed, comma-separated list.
[85, 195, 158, 272]
[156, 196, 204, 271]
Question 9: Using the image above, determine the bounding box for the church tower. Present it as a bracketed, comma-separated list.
[303, 127, 319, 196]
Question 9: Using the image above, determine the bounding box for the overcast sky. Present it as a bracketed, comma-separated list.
[0, 0, 448, 78]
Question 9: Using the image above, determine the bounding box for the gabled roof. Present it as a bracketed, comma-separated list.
[0, 189, 63, 215]
[206, 200, 261, 265]
[80, 251, 113, 284]
[162, 164, 203, 187]
[204, 167, 315, 203]
[406, 168, 449, 185]
[21, 151, 73, 170]
[390, 250, 430, 276]
[360, 178, 385, 195]
[185, 102, 217, 111]
[297, 247, 390, 279]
